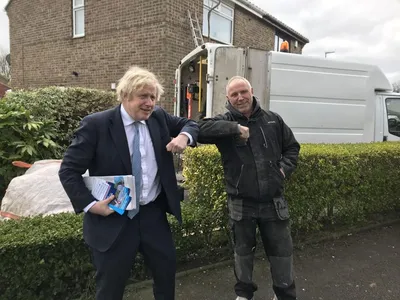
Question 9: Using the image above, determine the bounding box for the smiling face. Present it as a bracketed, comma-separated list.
[226, 78, 254, 117]
[122, 84, 157, 121]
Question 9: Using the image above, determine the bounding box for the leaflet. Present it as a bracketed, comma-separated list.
[83, 175, 136, 215]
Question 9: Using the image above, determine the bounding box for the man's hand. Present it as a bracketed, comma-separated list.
[280, 168, 286, 178]
[88, 195, 116, 216]
[166, 134, 189, 153]
[238, 125, 250, 140]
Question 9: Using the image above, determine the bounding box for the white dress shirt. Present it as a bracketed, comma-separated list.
[84, 105, 192, 212]
[121, 104, 161, 206]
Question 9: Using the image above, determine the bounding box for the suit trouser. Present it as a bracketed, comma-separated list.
[90, 198, 176, 300]
[230, 215, 296, 300]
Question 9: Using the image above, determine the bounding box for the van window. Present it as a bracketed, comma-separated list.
[386, 98, 400, 137]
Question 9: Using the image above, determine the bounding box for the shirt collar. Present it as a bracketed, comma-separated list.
[120, 104, 146, 127]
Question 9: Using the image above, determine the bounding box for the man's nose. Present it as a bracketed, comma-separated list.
[144, 97, 154, 104]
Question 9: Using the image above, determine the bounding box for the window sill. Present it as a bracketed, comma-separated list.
[202, 35, 232, 45]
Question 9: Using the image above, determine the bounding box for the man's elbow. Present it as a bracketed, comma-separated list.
[58, 162, 71, 185]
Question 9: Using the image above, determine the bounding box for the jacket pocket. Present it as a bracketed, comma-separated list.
[268, 161, 285, 197]
[235, 164, 244, 195]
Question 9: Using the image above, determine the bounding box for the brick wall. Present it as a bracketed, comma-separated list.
[158, 0, 204, 112]
[7, 0, 305, 113]
[7, 0, 174, 107]
[233, 6, 275, 50]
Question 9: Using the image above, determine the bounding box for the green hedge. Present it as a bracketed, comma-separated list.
[2, 87, 118, 149]
[0, 213, 228, 300]
[0, 87, 118, 199]
[183, 142, 400, 234]
[0, 214, 91, 299]
[1, 142, 400, 299]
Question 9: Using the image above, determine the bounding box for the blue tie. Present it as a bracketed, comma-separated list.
[127, 122, 141, 219]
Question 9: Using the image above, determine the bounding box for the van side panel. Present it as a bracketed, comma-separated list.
[267, 52, 380, 143]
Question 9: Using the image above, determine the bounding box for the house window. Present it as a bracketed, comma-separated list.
[274, 35, 289, 52]
[202, 0, 234, 44]
[73, 0, 85, 37]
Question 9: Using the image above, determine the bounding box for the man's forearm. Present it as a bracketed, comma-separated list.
[198, 119, 240, 143]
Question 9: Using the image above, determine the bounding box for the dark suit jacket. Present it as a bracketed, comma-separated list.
[59, 104, 198, 252]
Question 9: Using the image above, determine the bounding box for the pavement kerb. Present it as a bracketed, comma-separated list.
[126, 217, 400, 292]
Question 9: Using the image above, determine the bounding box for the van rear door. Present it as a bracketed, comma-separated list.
[208, 47, 246, 117]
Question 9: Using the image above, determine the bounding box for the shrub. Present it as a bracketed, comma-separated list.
[1, 142, 400, 299]
[0, 212, 226, 300]
[1, 87, 117, 200]
[183, 142, 400, 234]
[181, 145, 228, 243]
[0, 213, 91, 300]
[0, 100, 61, 200]
[3, 87, 118, 149]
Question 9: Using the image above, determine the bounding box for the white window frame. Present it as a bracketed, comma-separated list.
[72, 0, 85, 38]
[274, 34, 289, 52]
[203, 0, 234, 44]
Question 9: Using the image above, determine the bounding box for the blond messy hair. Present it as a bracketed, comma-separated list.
[116, 66, 164, 102]
[226, 76, 252, 95]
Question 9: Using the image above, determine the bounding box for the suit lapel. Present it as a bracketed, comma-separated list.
[146, 116, 162, 166]
[109, 105, 132, 174]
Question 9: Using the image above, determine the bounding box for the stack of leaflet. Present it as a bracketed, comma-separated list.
[83, 175, 136, 215]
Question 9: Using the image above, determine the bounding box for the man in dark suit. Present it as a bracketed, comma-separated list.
[59, 66, 199, 300]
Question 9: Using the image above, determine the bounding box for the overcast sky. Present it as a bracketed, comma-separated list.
[0, 0, 399, 82]
[252, 0, 400, 82]
[0, 0, 8, 53]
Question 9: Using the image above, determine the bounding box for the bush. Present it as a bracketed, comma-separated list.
[0, 100, 61, 199]
[3, 87, 118, 149]
[0, 213, 91, 300]
[1, 142, 400, 299]
[183, 142, 400, 235]
[0, 213, 227, 300]
[0, 87, 117, 200]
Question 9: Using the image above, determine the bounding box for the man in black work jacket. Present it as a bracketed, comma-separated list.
[198, 76, 300, 300]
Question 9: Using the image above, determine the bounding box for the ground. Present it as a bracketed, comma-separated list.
[125, 222, 400, 300]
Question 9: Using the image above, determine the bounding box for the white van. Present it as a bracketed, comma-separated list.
[174, 43, 400, 143]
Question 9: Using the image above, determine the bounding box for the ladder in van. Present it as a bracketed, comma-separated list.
[188, 10, 204, 47]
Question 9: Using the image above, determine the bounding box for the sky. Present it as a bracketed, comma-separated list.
[0, 0, 8, 53]
[0, 0, 399, 83]
[251, 0, 400, 83]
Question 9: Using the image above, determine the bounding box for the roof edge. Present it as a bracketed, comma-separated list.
[229, 0, 310, 44]
[4, 0, 13, 11]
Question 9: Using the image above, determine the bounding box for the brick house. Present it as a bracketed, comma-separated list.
[6, 0, 308, 113]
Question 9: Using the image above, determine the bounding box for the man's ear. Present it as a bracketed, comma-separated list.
[123, 93, 130, 102]
[251, 87, 254, 94]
